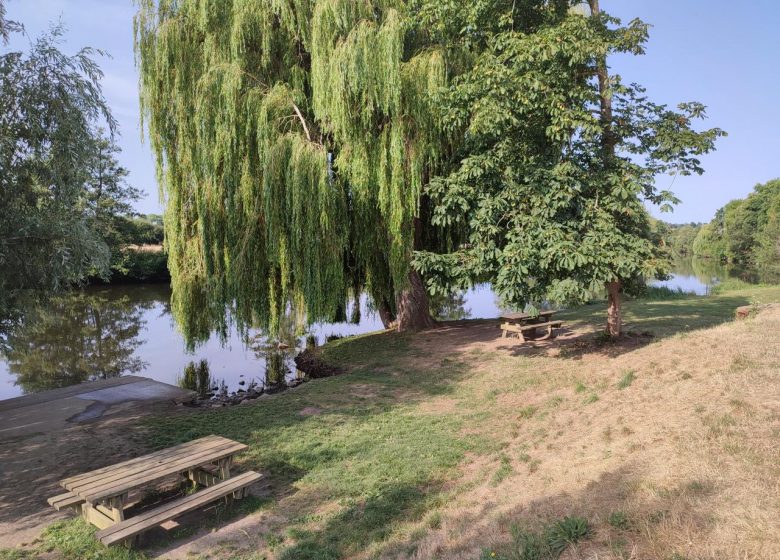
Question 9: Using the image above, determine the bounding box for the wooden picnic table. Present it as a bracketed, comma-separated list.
[500, 310, 557, 322]
[500, 310, 562, 342]
[49, 435, 261, 546]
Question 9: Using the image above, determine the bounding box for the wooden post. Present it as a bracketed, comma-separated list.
[108, 495, 126, 522]
[217, 457, 232, 480]
[82, 503, 115, 530]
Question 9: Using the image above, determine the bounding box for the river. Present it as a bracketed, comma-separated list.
[0, 257, 759, 400]
[0, 284, 505, 400]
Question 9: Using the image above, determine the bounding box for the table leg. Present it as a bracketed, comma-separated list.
[82, 502, 116, 530]
[217, 457, 232, 480]
[187, 456, 234, 488]
[108, 494, 126, 522]
[82, 493, 127, 530]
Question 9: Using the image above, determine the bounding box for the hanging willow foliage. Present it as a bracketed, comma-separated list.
[134, 0, 462, 343]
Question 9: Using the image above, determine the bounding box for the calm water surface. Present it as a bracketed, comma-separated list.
[0, 284, 505, 400]
[648, 256, 763, 295]
[1, 257, 759, 400]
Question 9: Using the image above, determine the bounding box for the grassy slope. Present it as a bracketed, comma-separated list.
[4, 286, 779, 560]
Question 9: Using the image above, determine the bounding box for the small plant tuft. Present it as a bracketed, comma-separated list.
[608, 511, 631, 530]
[518, 405, 538, 419]
[546, 516, 590, 554]
[583, 393, 599, 405]
[492, 454, 514, 485]
[617, 370, 636, 389]
[497, 516, 590, 560]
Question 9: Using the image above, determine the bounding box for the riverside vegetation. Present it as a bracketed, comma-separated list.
[3, 282, 778, 560]
[652, 178, 780, 280]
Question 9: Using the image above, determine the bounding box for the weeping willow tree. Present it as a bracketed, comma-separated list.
[134, 0, 466, 341]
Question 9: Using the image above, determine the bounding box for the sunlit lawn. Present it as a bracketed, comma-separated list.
[3, 284, 779, 560]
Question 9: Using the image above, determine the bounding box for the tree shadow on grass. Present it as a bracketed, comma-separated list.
[276, 482, 441, 560]
[409, 463, 718, 560]
[502, 293, 752, 361]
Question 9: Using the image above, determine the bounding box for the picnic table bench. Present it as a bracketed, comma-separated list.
[48, 435, 260, 547]
[500, 311, 563, 342]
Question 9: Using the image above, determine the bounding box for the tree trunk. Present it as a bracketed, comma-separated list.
[393, 214, 436, 332]
[591, 0, 621, 339]
[606, 280, 622, 337]
[395, 268, 436, 332]
[377, 298, 396, 330]
[588, 0, 617, 162]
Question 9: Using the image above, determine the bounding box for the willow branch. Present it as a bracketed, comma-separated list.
[292, 102, 312, 142]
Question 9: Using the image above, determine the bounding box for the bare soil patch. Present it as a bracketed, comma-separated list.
[0, 400, 185, 547]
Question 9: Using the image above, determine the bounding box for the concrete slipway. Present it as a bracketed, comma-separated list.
[0, 376, 196, 440]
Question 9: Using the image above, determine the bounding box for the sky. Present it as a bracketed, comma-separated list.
[5, 0, 780, 224]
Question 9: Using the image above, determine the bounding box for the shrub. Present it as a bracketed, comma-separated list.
[177, 359, 212, 398]
[111, 249, 170, 282]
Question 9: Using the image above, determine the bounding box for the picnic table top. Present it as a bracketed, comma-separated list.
[500, 310, 557, 321]
[60, 435, 246, 504]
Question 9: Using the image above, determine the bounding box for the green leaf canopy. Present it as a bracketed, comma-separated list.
[135, 0, 473, 341]
[414, 5, 725, 321]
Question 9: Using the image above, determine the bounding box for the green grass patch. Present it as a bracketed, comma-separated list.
[140, 336, 489, 559]
[518, 405, 538, 419]
[709, 278, 763, 295]
[492, 454, 514, 486]
[583, 393, 599, 405]
[481, 516, 590, 560]
[608, 510, 631, 530]
[616, 370, 636, 389]
[0, 520, 147, 560]
[558, 285, 780, 338]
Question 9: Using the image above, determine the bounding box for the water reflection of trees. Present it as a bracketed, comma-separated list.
[3, 288, 158, 393]
[431, 291, 471, 321]
[177, 359, 213, 398]
[245, 309, 300, 387]
[674, 256, 775, 286]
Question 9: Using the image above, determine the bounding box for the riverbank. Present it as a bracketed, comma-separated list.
[1, 285, 779, 559]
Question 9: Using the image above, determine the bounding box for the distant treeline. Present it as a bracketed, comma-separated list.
[653, 179, 780, 276]
[97, 214, 170, 284]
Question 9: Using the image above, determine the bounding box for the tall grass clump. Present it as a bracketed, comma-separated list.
[639, 286, 697, 300]
[709, 278, 762, 294]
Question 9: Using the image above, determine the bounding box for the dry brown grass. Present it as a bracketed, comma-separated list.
[401, 305, 780, 560]
[123, 243, 164, 253]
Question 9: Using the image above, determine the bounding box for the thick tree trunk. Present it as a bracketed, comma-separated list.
[393, 214, 436, 332]
[377, 298, 396, 330]
[395, 268, 436, 332]
[606, 280, 622, 337]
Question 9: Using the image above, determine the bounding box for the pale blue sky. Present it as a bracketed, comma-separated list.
[5, 0, 779, 224]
